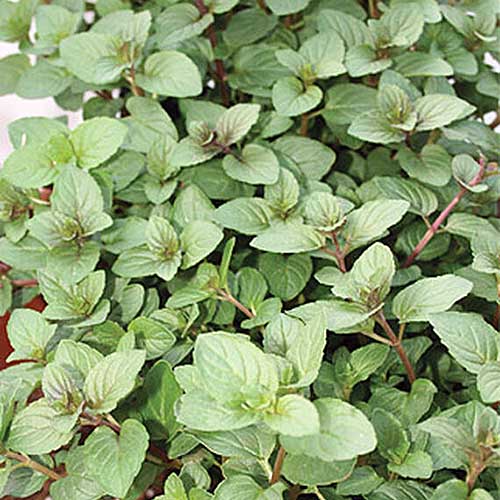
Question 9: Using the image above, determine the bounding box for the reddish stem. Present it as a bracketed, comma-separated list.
[376, 312, 416, 384]
[217, 289, 254, 319]
[194, 0, 230, 106]
[270, 445, 286, 485]
[403, 157, 486, 268]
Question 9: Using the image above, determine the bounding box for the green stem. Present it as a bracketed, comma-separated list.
[4, 450, 63, 481]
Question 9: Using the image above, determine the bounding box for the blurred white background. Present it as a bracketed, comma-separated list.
[0, 42, 82, 163]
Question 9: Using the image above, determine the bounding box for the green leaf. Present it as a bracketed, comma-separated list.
[280, 397, 377, 460]
[317, 10, 373, 49]
[336, 466, 384, 496]
[429, 312, 500, 374]
[342, 200, 410, 251]
[371, 408, 409, 464]
[272, 77, 322, 117]
[222, 144, 279, 185]
[264, 394, 320, 436]
[415, 94, 476, 131]
[162, 473, 188, 499]
[84, 419, 149, 498]
[128, 317, 176, 359]
[70, 117, 128, 169]
[258, 254, 312, 301]
[395, 52, 453, 77]
[136, 50, 202, 97]
[215, 103, 261, 146]
[348, 110, 404, 144]
[323, 83, 377, 125]
[266, 0, 309, 15]
[60, 32, 126, 84]
[16, 59, 72, 99]
[223, 7, 277, 49]
[214, 198, 273, 235]
[0, 54, 30, 95]
[156, 4, 213, 49]
[180, 220, 223, 269]
[83, 349, 146, 412]
[192, 332, 278, 405]
[430, 480, 468, 500]
[272, 136, 335, 180]
[282, 454, 355, 486]
[374, 177, 438, 216]
[193, 425, 276, 460]
[345, 45, 393, 78]
[251, 223, 325, 253]
[381, 3, 424, 47]
[388, 450, 433, 479]
[392, 275, 472, 323]
[6, 309, 56, 362]
[7, 398, 78, 454]
[122, 96, 178, 153]
[397, 144, 452, 187]
[452, 154, 488, 193]
[477, 361, 500, 404]
[2, 143, 59, 188]
[50, 446, 105, 500]
[214, 475, 286, 500]
[299, 32, 346, 78]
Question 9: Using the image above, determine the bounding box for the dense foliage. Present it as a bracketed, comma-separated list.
[0, 0, 499, 498]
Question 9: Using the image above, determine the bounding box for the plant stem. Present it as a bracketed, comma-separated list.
[300, 113, 309, 136]
[194, 0, 230, 106]
[127, 65, 144, 97]
[375, 312, 416, 384]
[270, 445, 286, 485]
[368, 0, 380, 18]
[217, 289, 254, 318]
[4, 450, 64, 481]
[0, 278, 38, 289]
[403, 157, 486, 268]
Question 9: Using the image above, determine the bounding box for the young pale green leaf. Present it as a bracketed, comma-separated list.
[272, 77, 322, 117]
[280, 397, 377, 460]
[215, 103, 260, 146]
[84, 419, 149, 498]
[251, 223, 325, 253]
[299, 32, 346, 79]
[272, 135, 335, 180]
[392, 275, 472, 323]
[136, 50, 202, 97]
[83, 349, 146, 413]
[70, 117, 128, 169]
[214, 475, 286, 500]
[193, 425, 276, 460]
[193, 332, 278, 405]
[282, 454, 355, 486]
[60, 32, 125, 84]
[348, 110, 404, 144]
[429, 312, 500, 374]
[222, 144, 279, 185]
[180, 220, 223, 269]
[477, 361, 500, 404]
[317, 10, 373, 49]
[0, 54, 30, 95]
[342, 200, 410, 252]
[415, 94, 475, 131]
[7, 398, 79, 454]
[6, 309, 57, 362]
[374, 177, 438, 216]
[266, 0, 310, 15]
[264, 394, 320, 436]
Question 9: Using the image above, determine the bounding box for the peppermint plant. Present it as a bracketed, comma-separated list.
[0, 0, 499, 498]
